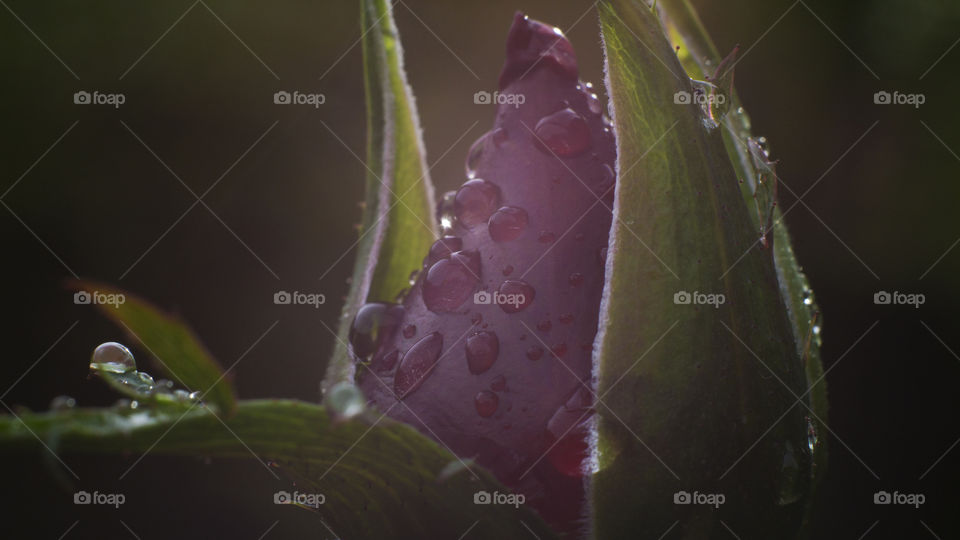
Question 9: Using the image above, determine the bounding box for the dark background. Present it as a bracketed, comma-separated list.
[1, 0, 958, 538]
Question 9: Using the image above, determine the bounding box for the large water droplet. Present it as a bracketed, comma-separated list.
[395, 332, 444, 398]
[474, 390, 499, 418]
[465, 331, 500, 374]
[534, 108, 591, 157]
[325, 381, 366, 421]
[349, 303, 405, 361]
[90, 342, 136, 374]
[424, 236, 463, 268]
[488, 206, 529, 242]
[454, 179, 500, 228]
[497, 280, 535, 313]
[422, 250, 481, 313]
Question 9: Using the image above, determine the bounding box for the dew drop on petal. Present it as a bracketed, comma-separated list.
[534, 108, 591, 157]
[422, 251, 482, 313]
[488, 206, 529, 243]
[455, 179, 500, 228]
[497, 280, 535, 313]
[474, 390, 499, 418]
[465, 331, 500, 375]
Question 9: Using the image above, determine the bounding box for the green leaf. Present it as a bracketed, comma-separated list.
[0, 400, 555, 539]
[659, 0, 828, 530]
[594, 1, 815, 537]
[323, 0, 438, 391]
[69, 280, 236, 415]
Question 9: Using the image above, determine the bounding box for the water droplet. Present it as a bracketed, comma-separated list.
[422, 250, 481, 313]
[490, 375, 507, 392]
[527, 346, 543, 361]
[534, 108, 591, 157]
[90, 342, 136, 374]
[50, 395, 76, 411]
[325, 381, 366, 421]
[395, 332, 444, 398]
[497, 280, 535, 313]
[436, 190, 457, 231]
[551, 343, 568, 358]
[537, 319, 552, 332]
[152, 379, 175, 395]
[569, 272, 584, 287]
[454, 179, 500, 228]
[402, 324, 417, 339]
[488, 206, 529, 243]
[137, 372, 155, 385]
[584, 90, 601, 115]
[474, 390, 499, 418]
[806, 416, 819, 453]
[465, 133, 488, 179]
[558, 313, 574, 324]
[502, 265, 514, 276]
[425, 236, 463, 268]
[349, 303, 405, 361]
[465, 331, 500, 375]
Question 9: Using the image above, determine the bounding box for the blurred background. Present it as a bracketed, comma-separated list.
[1, 0, 958, 537]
